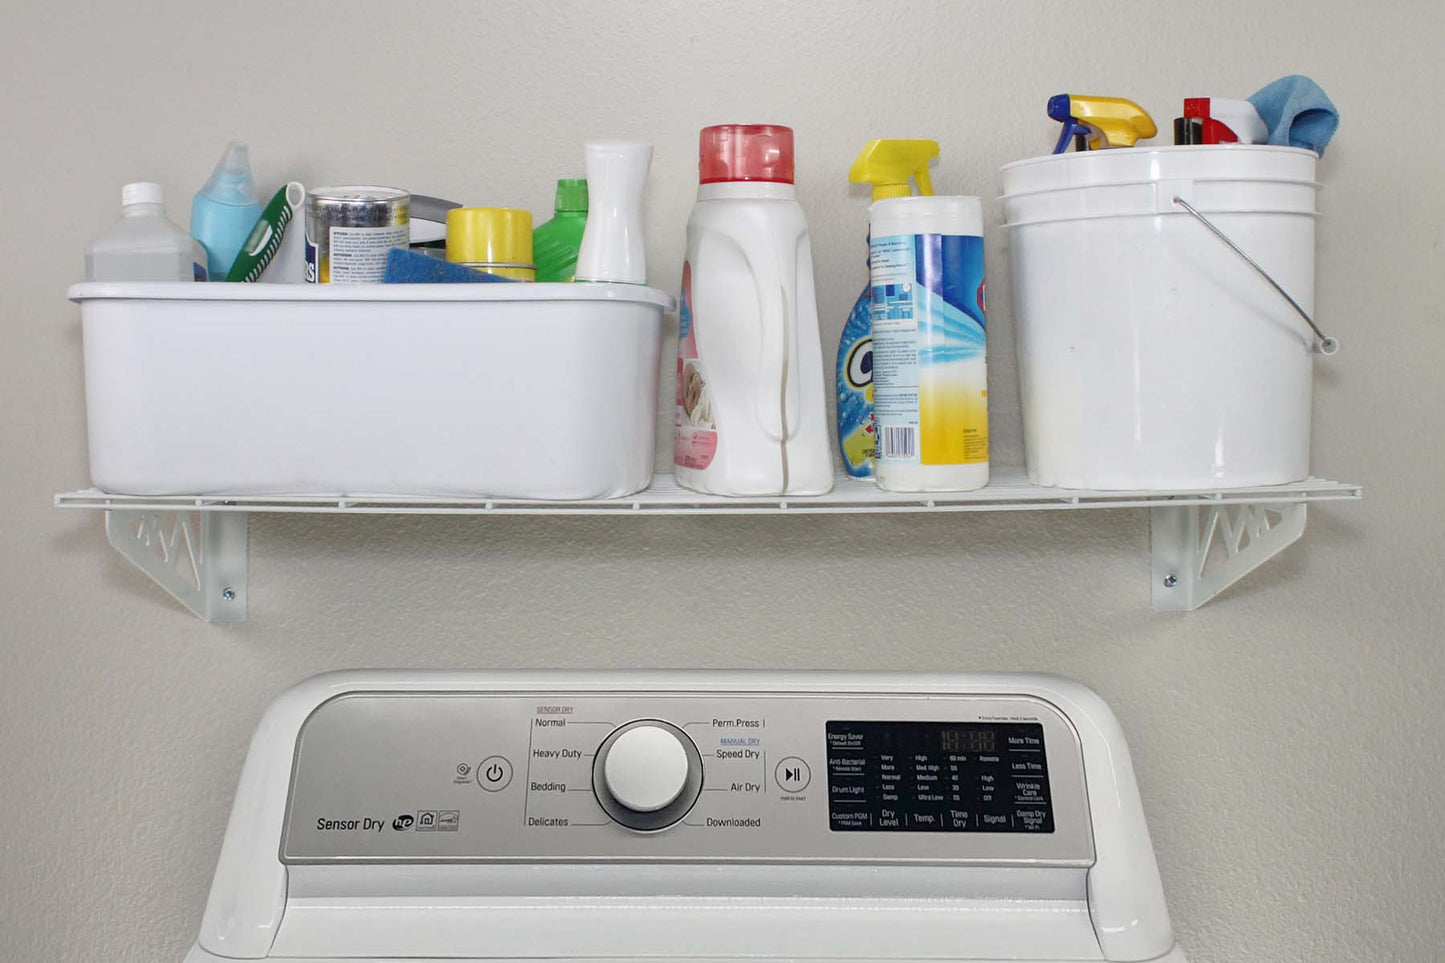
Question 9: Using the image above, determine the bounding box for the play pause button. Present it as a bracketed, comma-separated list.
[775, 756, 812, 793]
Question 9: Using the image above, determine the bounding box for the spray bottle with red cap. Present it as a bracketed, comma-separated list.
[673, 124, 833, 496]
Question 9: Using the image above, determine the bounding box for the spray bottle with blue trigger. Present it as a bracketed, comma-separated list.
[1047, 94, 1158, 153]
[839, 139, 939, 478]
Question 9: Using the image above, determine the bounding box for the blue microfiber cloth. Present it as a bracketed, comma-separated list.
[1248, 74, 1340, 156]
[382, 247, 518, 283]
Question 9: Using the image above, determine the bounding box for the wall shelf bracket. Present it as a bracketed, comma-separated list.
[1150, 501, 1307, 612]
[104, 508, 248, 622]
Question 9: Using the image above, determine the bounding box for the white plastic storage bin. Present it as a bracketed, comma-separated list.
[1001, 145, 1323, 490]
[70, 282, 673, 498]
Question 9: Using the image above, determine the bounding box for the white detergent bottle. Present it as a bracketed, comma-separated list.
[673, 124, 833, 496]
[85, 182, 207, 281]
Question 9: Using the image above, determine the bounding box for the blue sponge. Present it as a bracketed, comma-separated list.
[382, 247, 516, 283]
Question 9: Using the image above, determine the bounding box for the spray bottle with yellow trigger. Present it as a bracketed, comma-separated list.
[838, 139, 939, 478]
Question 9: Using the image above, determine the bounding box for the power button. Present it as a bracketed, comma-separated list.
[476, 755, 513, 792]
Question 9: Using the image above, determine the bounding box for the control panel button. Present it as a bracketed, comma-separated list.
[604, 725, 690, 812]
[775, 756, 811, 793]
[592, 720, 703, 831]
[477, 755, 513, 792]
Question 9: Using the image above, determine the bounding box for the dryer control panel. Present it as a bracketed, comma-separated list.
[281, 691, 1093, 864]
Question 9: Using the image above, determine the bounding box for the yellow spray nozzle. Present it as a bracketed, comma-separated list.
[1049, 95, 1157, 151]
[849, 139, 940, 200]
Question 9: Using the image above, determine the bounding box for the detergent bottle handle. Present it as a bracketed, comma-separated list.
[741, 227, 795, 444]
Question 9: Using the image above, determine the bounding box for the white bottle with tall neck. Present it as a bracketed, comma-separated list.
[574, 140, 651, 285]
[673, 124, 833, 496]
[86, 182, 207, 281]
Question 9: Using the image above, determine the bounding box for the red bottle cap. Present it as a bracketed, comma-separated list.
[698, 124, 794, 184]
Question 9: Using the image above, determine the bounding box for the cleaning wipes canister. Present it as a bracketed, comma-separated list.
[868, 195, 988, 492]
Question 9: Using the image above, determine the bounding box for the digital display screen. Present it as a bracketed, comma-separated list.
[939, 727, 997, 754]
[826, 721, 1054, 833]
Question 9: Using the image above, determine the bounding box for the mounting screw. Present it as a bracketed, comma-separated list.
[222, 587, 236, 601]
[1162, 575, 1179, 589]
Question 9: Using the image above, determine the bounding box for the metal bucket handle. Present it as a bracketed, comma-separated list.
[1172, 196, 1339, 355]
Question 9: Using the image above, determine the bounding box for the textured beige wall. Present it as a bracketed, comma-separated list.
[2, 1, 1443, 960]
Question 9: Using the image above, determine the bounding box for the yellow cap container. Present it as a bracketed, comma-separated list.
[446, 208, 536, 280]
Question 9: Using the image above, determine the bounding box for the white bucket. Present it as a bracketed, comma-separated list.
[1001, 145, 1324, 490]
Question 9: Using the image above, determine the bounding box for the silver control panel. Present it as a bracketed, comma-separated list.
[281, 691, 1093, 863]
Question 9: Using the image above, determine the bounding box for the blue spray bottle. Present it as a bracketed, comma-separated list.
[839, 139, 939, 477]
[190, 141, 263, 280]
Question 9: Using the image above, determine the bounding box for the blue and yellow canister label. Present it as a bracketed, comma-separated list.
[868, 233, 987, 466]
[835, 287, 877, 477]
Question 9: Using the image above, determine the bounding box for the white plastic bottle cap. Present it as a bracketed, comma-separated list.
[121, 182, 164, 207]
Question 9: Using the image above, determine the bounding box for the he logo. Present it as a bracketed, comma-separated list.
[392, 813, 415, 831]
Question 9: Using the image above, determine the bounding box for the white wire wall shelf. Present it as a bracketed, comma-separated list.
[55, 468, 1362, 622]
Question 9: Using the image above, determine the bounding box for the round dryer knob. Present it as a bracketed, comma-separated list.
[604, 724, 690, 811]
[593, 720, 703, 831]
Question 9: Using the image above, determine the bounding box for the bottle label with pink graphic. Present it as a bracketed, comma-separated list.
[674, 261, 718, 469]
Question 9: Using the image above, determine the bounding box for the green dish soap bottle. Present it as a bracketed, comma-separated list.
[840, 139, 939, 477]
[533, 178, 588, 282]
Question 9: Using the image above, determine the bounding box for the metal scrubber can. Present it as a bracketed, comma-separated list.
[305, 187, 409, 283]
